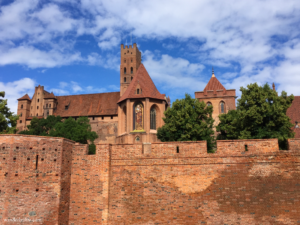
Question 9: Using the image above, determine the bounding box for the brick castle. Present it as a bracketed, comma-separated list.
[2, 43, 299, 224]
[15, 43, 300, 141]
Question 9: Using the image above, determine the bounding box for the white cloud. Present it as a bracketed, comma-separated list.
[0, 45, 83, 68]
[143, 51, 206, 95]
[0, 78, 35, 114]
[0, 0, 299, 99]
[49, 88, 70, 95]
[108, 85, 119, 91]
[71, 81, 83, 92]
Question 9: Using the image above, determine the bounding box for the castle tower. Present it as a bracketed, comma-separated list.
[120, 43, 142, 96]
[195, 69, 236, 129]
[16, 94, 31, 132]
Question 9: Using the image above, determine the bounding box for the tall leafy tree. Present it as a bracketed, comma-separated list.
[19, 115, 63, 136]
[157, 94, 215, 151]
[0, 91, 19, 134]
[49, 117, 98, 144]
[217, 83, 294, 149]
[20, 116, 98, 145]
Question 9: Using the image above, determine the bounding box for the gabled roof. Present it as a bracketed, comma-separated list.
[53, 92, 120, 117]
[44, 92, 56, 99]
[203, 74, 226, 92]
[18, 94, 31, 101]
[287, 96, 300, 138]
[118, 64, 165, 103]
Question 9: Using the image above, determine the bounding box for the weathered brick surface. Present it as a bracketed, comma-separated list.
[1, 135, 300, 224]
[68, 144, 111, 225]
[288, 138, 300, 150]
[0, 134, 74, 225]
[217, 139, 279, 154]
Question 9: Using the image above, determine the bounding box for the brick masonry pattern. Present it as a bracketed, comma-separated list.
[0, 135, 300, 224]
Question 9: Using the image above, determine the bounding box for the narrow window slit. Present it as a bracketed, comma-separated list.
[36, 155, 39, 170]
[245, 145, 248, 151]
[177, 146, 179, 153]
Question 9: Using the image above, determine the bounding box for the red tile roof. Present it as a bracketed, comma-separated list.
[53, 92, 120, 117]
[18, 94, 31, 101]
[203, 75, 226, 92]
[44, 92, 56, 99]
[287, 96, 300, 138]
[118, 64, 165, 103]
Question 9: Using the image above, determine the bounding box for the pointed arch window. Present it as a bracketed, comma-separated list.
[207, 102, 212, 107]
[21, 104, 23, 109]
[150, 107, 156, 130]
[131, 67, 133, 74]
[124, 77, 126, 83]
[133, 102, 143, 130]
[220, 101, 225, 114]
[124, 67, 127, 74]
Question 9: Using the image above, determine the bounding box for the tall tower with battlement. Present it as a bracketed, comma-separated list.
[120, 43, 142, 96]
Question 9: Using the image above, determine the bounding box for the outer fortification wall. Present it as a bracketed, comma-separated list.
[0, 135, 299, 225]
[0, 135, 73, 225]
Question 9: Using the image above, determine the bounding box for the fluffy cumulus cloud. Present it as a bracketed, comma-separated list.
[0, 0, 300, 97]
[0, 78, 36, 114]
[143, 50, 206, 94]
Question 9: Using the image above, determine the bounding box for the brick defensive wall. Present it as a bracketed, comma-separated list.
[0, 135, 300, 224]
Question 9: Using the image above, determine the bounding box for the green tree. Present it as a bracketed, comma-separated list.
[49, 117, 98, 144]
[0, 91, 19, 134]
[20, 116, 98, 145]
[19, 115, 63, 136]
[216, 83, 295, 149]
[157, 93, 215, 151]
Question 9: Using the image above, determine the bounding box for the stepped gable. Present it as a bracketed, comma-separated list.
[54, 92, 120, 117]
[17, 94, 31, 101]
[203, 75, 226, 92]
[118, 63, 165, 103]
[287, 96, 300, 138]
[44, 92, 56, 99]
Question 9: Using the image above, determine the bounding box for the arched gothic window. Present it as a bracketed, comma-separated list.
[124, 77, 126, 83]
[220, 101, 225, 114]
[123, 106, 127, 133]
[46, 104, 48, 108]
[207, 102, 212, 107]
[47, 110, 49, 116]
[131, 76, 133, 81]
[133, 102, 143, 130]
[124, 67, 126, 74]
[37, 99, 39, 102]
[150, 107, 156, 130]
[49, 104, 51, 108]
[131, 67, 133, 74]
[21, 104, 23, 109]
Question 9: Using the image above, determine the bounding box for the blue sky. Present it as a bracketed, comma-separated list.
[1, 0, 300, 114]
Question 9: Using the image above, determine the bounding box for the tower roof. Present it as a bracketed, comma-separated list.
[118, 64, 165, 103]
[17, 94, 31, 101]
[203, 75, 226, 92]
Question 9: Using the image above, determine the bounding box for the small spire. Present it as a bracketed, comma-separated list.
[212, 67, 215, 77]
[272, 82, 275, 91]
